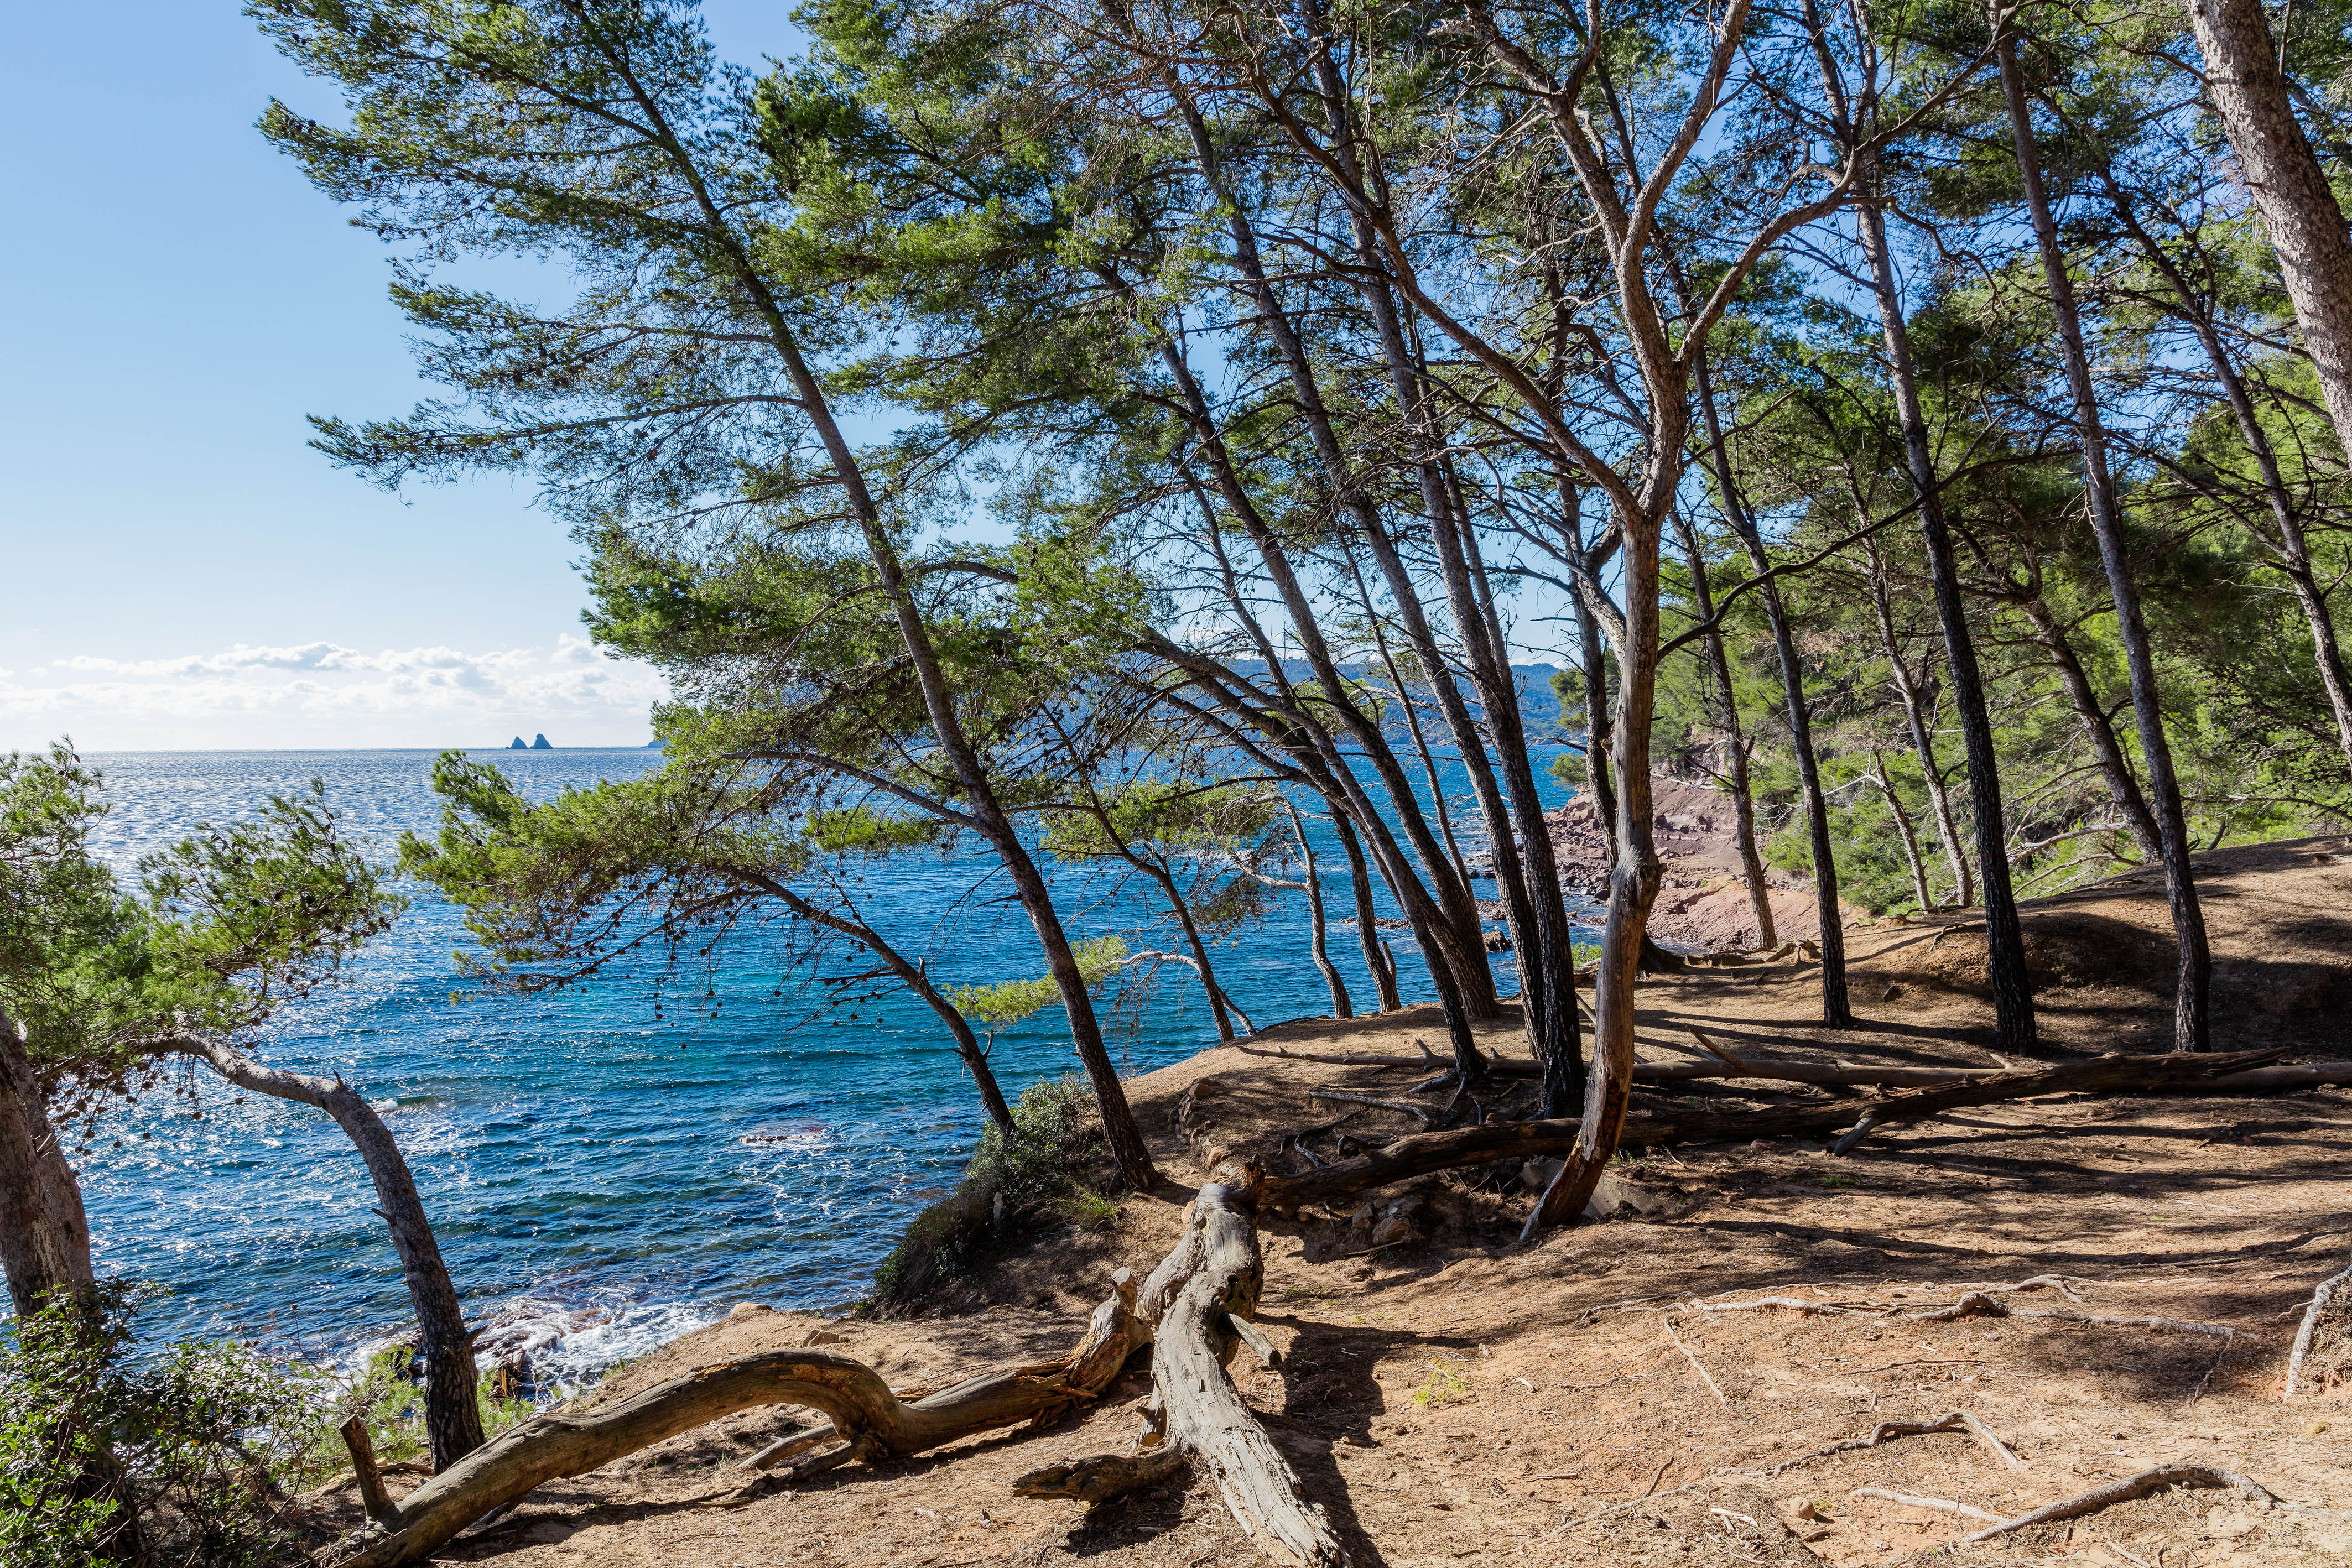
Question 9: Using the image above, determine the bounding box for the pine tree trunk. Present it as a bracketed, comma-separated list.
[1873, 748, 1937, 913]
[1149, 859, 1237, 1044]
[1998, 31, 2212, 1050]
[1672, 512, 1777, 948]
[0, 1009, 96, 1321]
[717, 211, 1161, 1189]
[1857, 199, 2039, 1053]
[2103, 173, 2352, 783]
[1697, 359, 1851, 1024]
[751, 877, 1015, 1138]
[1331, 812, 1402, 1011]
[156, 1035, 488, 1469]
[1284, 800, 1353, 1019]
[2184, 0, 2352, 454]
[0, 1013, 144, 1562]
[1864, 543, 1974, 905]
[2013, 588, 2164, 856]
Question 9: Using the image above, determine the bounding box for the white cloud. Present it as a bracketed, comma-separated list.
[2, 635, 669, 751]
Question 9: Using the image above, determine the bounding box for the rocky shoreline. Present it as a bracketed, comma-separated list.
[1546, 774, 1839, 950]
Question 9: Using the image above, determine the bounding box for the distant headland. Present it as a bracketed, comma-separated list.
[508, 734, 553, 751]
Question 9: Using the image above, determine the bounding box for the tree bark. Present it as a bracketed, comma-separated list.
[1284, 800, 1353, 1019]
[1997, 30, 2213, 1050]
[1524, 499, 1666, 1232]
[1020, 1180, 1346, 1565]
[1857, 197, 2038, 1053]
[1871, 747, 1937, 913]
[2184, 0, 2352, 454]
[0, 1008, 96, 1322]
[1863, 540, 1973, 904]
[155, 1034, 486, 1470]
[1330, 812, 1401, 1011]
[2011, 587, 2163, 856]
[1695, 361, 1849, 1023]
[2098, 170, 2352, 783]
[1673, 512, 1777, 948]
[672, 129, 1159, 1187]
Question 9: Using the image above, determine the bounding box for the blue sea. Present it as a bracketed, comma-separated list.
[70, 747, 1573, 1388]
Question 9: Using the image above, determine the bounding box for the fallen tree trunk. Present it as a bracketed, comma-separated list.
[1263, 1048, 2287, 1210]
[1236, 1040, 2008, 1088]
[2207, 1063, 2352, 1091]
[322, 1295, 1153, 1568]
[322, 1177, 1336, 1568]
[1017, 1176, 1345, 1566]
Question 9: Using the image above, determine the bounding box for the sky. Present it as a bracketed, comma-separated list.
[0, 3, 789, 752]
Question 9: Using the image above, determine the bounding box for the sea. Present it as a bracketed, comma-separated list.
[70, 746, 1575, 1391]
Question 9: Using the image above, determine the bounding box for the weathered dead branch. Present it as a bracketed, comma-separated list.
[1849, 1486, 2004, 1522]
[2284, 1249, 2352, 1397]
[1913, 1292, 2237, 1337]
[1016, 1179, 1346, 1566]
[1262, 1049, 2287, 1210]
[1960, 1463, 2288, 1542]
[1778, 1412, 2024, 1475]
[322, 1278, 1154, 1567]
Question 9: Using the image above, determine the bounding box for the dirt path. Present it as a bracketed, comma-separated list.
[314, 840, 2352, 1568]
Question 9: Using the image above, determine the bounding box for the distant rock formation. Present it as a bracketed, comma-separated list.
[508, 736, 528, 750]
[530, 733, 553, 751]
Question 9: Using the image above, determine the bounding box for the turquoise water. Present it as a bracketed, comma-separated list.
[70, 747, 1569, 1386]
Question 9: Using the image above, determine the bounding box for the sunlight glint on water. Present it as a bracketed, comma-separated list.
[67, 747, 1563, 1384]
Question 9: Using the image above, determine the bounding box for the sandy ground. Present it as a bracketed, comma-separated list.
[308, 838, 2352, 1568]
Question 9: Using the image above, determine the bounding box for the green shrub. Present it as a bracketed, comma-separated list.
[0, 1282, 331, 1568]
[300, 1348, 532, 1486]
[875, 1077, 1116, 1306]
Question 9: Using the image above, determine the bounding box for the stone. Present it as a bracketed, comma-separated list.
[727, 1302, 772, 1319]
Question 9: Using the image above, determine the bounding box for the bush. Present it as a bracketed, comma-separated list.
[873, 1077, 1115, 1307]
[0, 1282, 330, 1568]
[304, 1349, 532, 1485]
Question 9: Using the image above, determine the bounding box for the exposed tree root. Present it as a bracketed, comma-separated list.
[1015, 1178, 1347, 1566]
[1236, 1040, 2010, 1088]
[1960, 1464, 2289, 1543]
[1771, 1412, 2025, 1476]
[1694, 1278, 2233, 1341]
[1912, 1293, 2237, 1337]
[322, 1176, 1342, 1568]
[1262, 1049, 2289, 1210]
[2285, 1250, 2352, 1397]
[322, 1275, 1154, 1567]
[1849, 1486, 2003, 1522]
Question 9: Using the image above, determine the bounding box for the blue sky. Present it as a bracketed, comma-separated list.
[0, 3, 1575, 752]
[0, 3, 789, 750]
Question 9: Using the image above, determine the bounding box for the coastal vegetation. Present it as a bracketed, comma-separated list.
[8, 0, 2352, 1560]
